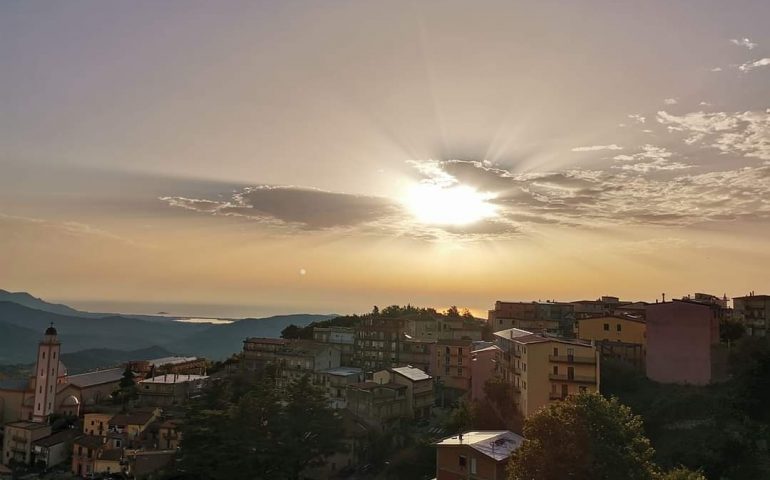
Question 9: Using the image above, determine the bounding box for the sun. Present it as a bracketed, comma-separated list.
[404, 183, 498, 226]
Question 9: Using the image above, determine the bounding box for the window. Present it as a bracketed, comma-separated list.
[457, 367, 463, 376]
[459, 456, 467, 468]
[53, 352, 56, 359]
[458, 347, 463, 356]
[603, 323, 610, 331]
[523, 363, 527, 372]
[616, 324, 622, 332]
[42, 352, 45, 359]
[552, 366, 558, 375]
[470, 457, 477, 474]
[553, 347, 558, 356]
[579, 386, 587, 393]
[523, 381, 527, 389]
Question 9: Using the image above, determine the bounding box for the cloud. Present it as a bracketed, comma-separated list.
[628, 114, 646, 124]
[710, 67, 723, 72]
[161, 186, 401, 230]
[738, 58, 770, 72]
[664, 98, 678, 105]
[0, 213, 142, 247]
[657, 109, 770, 160]
[612, 145, 691, 172]
[571, 144, 623, 152]
[408, 160, 770, 228]
[163, 158, 770, 238]
[730, 37, 757, 50]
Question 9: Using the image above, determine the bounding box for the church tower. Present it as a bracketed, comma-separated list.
[32, 323, 61, 423]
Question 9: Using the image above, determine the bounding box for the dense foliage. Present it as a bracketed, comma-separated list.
[508, 393, 658, 480]
[601, 336, 770, 479]
[174, 370, 345, 480]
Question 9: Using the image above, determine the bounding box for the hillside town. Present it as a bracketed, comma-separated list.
[0, 292, 768, 479]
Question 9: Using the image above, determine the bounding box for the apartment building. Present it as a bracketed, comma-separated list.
[241, 338, 341, 386]
[137, 374, 208, 406]
[733, 294, 770, 337]
[1, 421, 51, 466]
[128, 356, 207, 379]
[319, 366, 363, 409]
[435, 431, 523, 480]
[575, 314, 646, 368]
[242, 337, 292, 371]
[645, 300, 722, 385]
[487, 301, 573, 335]
[346, 381, 409, 427]
[493, 328, 599, 417]
[353, 317, 406, 371]
[470, 345, 501, 403]
[399, 337, 433, 372]
[373, 366, 434, 419]
[430, 339, 473, 403]
[313, 326, 356, 365]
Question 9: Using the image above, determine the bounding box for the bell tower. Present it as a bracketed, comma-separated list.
[32, 323, 61, 423]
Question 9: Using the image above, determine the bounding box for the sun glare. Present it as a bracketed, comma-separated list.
[404, 183, 498, 226]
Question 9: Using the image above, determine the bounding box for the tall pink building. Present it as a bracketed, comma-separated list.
[470, 345, 501, 403]
[645, 300, 720, 385]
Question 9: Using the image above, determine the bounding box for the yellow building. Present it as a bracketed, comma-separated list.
[83, 412, 114, 437]
[493, 328, 600, 417]
[575, 315, 646, 368]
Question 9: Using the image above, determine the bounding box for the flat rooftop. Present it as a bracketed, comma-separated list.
[392, 366, 431, 382]
[436, 430, 524, 461]
[322, 366, 362, 377]
[147, 356, 199, 366]
[140, 374, 208, 384]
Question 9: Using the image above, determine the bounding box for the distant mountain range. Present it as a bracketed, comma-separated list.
[0, 290, 336, 366]
[0, 289, 178, 322]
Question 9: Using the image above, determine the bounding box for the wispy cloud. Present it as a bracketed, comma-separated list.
[730, 37, 757, 50]
[612, 145, 691, 172]
[161, 186, 401, 231]
[738, 58, 770, 72]
[657, 109, 770, 160]
[571, 144, 623, 152]
[710, 67, 723, 72]
[628, 114, 646, 124]
[664, 98, 678, 105]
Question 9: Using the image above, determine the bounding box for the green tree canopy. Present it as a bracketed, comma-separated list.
[508, 393, 657, 480]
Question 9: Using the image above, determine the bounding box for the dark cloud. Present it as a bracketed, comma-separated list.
[161, 186, 400, 230]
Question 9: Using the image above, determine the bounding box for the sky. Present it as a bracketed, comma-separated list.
[1, 0, 769, 318]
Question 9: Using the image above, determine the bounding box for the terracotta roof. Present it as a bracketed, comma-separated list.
[98, 448, 124, 461]
[67, 368, 123, 388]
[131, 450, 176, 476]
[74, 435, 105, 450]
[110, 411, 155, 427]
[33, 429, 78, 448]
[349, 381, 406, 390]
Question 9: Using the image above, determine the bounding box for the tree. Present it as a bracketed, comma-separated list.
[446, 306, 460, 317]
[276, 375, 346, 479]
[661, 467, 707, 480]
[508, 393, 658, 480]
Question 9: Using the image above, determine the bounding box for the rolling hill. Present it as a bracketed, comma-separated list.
[0, 294, 339, 364]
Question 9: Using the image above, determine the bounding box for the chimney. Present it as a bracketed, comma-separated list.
[458, 433, 463, 443]
[662, 293, 666, 303]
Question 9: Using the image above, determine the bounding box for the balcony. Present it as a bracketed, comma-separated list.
[549, 355, 596, 365]
[513, 366, 521, 375]
[549, 392, 566, 400]
[548, 374, 597, 384]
